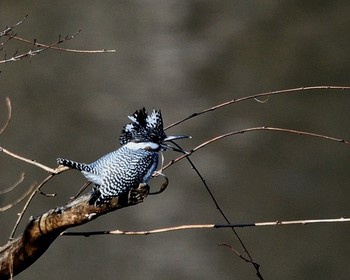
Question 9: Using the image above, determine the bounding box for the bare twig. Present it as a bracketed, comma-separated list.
[170, 142, 262, 276]
[11, 35, 116, 53]
[1, 16, 115, 67]
[190, 126, 350, 154]
[0, 172, 25, 195]
[8, 164, 79, 240]
[0, 34, 15, 49]
[163, 88, 350, 279]
[163, 126, 350, 170]
[161, 126, 349, 279]
[0, 182, 36, 212]
[218, 243, 261, 269]
[0, 15, 27, 38]
[148, 174, 169, 195]
[0, 31, 80, 64]
[61, 217, 350, 236]
[69, 182, 92, 202]
[0, 147, 58, 173]
[0, 97, 12, 135]
[165, 86, 350, 130]
[63, 224, 214, 236]
[9, 174, 55, 240]
[0, 145, 70, 238]
[1, 47, 46, 64]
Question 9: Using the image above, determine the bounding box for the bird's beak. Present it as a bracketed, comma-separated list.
[161, 135, 191, 153]
[163, 135, 191, 142]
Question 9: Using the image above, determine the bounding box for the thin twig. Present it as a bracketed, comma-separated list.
[218, 243, 262, 273]
[161, 126, 349, 279]
[0, 172, 25, 195]
[148, 174, 169, 195]
[0, 34, 15, 49]
[163, 126, 350, 170]
[0, 182, 36, 212]
[170, 142, 262, 275]
[11, 35, 116, 53]
[63, 224, 214, 236]
[0, 97, 12, 134]
[0, 15, 27, 37]
[165, 86, 350, 130]
[9, 174, 55, 240]
[68, 181, 91, 202]
[0, 147, 58, 173]
[191, 127, 349, 153]
[0, 30, 81, 64]
[62, 217, 350, 236]
[1, 47, 46, 64]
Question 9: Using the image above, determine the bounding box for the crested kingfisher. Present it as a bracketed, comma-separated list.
[57, 108, 189, 205]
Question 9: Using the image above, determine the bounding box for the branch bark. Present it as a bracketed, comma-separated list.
[0, 183, 149, 279]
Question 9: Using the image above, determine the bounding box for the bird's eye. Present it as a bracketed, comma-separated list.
[150, 134, 158, 142]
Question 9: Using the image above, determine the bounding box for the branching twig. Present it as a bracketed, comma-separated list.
[0, 30, 80, 64]
[165, 88, 349, 279]
[9, 175, 54, 240]
[170, 142, 262, 276]
[8, 165, 69, 240]
[165, 86, 350, 130]
[11, 35, 116, 53]
[0, 15, 27, 38]
[1, 47, 46, 64]
[218, 243, 261, 269]
[1, 15, 115, 70]
[61, 217, 350, 236]
[163, 126, 350, 170]
[0, 146, 59, 173]
[161, 125, 349, 279]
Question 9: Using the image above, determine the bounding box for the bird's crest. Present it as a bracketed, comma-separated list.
[120, 108, 166, 145]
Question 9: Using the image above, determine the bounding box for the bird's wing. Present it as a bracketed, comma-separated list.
[81, 171, 104, 186]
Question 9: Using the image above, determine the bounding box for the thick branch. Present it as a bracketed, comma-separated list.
[0, 183, 149, 279]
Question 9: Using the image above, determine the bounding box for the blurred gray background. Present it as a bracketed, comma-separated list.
[1, 1, 349, 279]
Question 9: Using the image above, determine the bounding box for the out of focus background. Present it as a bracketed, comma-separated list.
[1, 1, 349, 279]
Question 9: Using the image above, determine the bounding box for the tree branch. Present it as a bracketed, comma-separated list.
[0, 31, 80, 64]
[163, 126, 350, 170]
[0, 183, 150, 279]
[61, 217, 350, 236]
[165, 86, 350, 130]
[0, 147, 60, 173]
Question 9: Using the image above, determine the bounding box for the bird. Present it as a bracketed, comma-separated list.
[57, 108, 189, 205]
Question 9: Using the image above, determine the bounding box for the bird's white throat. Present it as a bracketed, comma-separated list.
[124, 141, 159, 150]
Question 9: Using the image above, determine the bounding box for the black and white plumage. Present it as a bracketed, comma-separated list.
[57, 108, 188, 205]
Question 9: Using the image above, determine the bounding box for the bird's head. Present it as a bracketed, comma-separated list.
[120, 108, 189, 152]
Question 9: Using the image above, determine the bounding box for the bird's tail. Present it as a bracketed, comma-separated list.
[57, 158, 91, 172]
